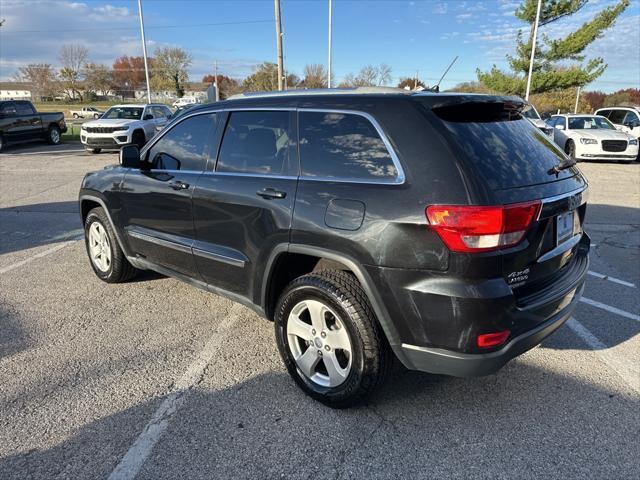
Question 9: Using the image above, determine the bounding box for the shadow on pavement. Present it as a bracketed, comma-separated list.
[0, 306, 32, 360]
[1, 363, 638, 480]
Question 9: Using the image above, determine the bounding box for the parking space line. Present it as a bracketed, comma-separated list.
[0, 238, 81, 274]
[566, 317, 639, 393]
[579, 297, 640, 323]
[588, 270, 636, 288]
[107, 311, 242, 480]
[2, 148, 85, 156]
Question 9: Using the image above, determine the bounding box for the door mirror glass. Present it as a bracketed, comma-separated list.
[144, 114, 154, 120]
[120, 145, 141, 168]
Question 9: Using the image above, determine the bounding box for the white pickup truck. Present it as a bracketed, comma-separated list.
[69, 106, 103, 119]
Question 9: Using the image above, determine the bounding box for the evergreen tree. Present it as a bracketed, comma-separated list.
[477, 0, 629, 96]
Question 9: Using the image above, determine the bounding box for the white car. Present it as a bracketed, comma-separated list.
[173, 97, 198, 107]
[522, 103, 554, 139]
[548, 114, 638, 163]
[80, 104, 172, 153]
[69, 106, 103, 119]
[595, 106, 640, 142]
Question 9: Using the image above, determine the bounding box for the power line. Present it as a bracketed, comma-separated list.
[0, 19, 274, 35]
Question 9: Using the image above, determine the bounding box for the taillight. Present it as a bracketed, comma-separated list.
[426, 200, 541, 253]
[477, 330, 510, 348]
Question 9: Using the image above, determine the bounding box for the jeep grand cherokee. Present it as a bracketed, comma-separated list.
[79, 88, 589, 407]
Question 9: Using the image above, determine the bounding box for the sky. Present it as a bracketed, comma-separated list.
[0, 0, 638, 92]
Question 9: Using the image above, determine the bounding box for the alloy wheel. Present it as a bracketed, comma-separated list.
[88, 221, 112, 272]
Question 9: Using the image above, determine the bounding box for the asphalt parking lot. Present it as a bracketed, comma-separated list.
[1, 142, 638, 479]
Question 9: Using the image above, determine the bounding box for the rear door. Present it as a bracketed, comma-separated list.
[191, 109, 298, 300]
[120, 112, 217, 277]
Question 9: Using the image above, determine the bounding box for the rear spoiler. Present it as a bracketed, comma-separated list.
[412, 94, 526, 122]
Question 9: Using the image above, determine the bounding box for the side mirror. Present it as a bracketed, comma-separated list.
[555, 124, 565, 130]
[143, 114, 154, 120]
[120, 145, 141, 168]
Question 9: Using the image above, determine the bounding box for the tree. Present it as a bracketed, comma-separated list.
[112, 56, 149, 96]
[582, 91, 607, 111]
[151, 47, 192, 97]
[477, 0, 630, 96]
[59, 44, 89, 100]
[529, 88, 592, 115]
[397, 77, 426, 90]
[84, 63, 113, 97]
[339, 64, 392, 87]
[300, 64, 329, 89]
[448, 81, 496, 93]
[603, 88, 640, 107]
[15, 64, 59, 101]
[202, 74, 242, 99]
[243, 62, 280, 92]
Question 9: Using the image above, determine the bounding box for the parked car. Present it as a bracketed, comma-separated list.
[595, 106, 640, 141]
[155, 104, 197, 134]
[522, 103, 554, 139]
[69, 106, 104, 119]
[80, 103, 172, 153]
[0, 100, 67, 152]
[79, 89, 589, 407]
[173, 97, 198, 107]
[548, 114, 638, 163]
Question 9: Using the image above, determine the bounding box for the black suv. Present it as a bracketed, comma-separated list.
[79, 89, 589, 407]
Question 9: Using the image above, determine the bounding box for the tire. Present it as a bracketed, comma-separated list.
[87, 148, 101, 154]
[94, 114, 100, 119]
[48, 125, 61, 145]
[565, 140, 576, 159]
[132, 130, 146, 149]
[84, 207, 138, 283]
[73, 113, 79, 119]
[274, 270, 392, 408]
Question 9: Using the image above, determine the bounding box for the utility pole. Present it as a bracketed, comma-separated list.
[274, 0, 284, 91]
[327, 0, 333, 88]
[214, 60, 220, 102]
[137, 0, 151, 103]
[414, 70, 419, 90]
[574, 86, 581, 114]
[525, 0, 542, 101]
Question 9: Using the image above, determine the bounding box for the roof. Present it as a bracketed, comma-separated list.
[108, 103, 167, 108]
[228, 86, 411, 100]
[595, 105, 639, 111]
[553, 113, 607, 117]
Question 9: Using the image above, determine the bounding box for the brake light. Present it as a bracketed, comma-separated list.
[426, 201, 541, 253]
[477, 330, 510, 348]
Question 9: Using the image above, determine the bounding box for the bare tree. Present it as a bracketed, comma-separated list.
[340, 64, 393, 87]
[300, 64, 328, 89]
[84, 63, 113, 97]
[15, 64, 59, 101]
[59, 44, 89, 100]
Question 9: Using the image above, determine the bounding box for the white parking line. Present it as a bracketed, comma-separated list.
[588, 270, 636, 288]
[566, 317, 639, 393]
[1, 148, 85, 156]
[107, 311, 242, 480]
[0, 238, 81, 274]
[579, 297, 640, 323]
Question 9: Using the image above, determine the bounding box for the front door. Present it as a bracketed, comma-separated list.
[120, 112, 218, 278]
[192, 110, 298, 301]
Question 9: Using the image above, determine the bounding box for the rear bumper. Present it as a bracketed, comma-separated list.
[371, 234, 590, 377]
[397, 282, 582, 377]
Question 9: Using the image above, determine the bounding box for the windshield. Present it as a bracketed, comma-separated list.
[102, 107, 143, 120]
[568, 116, 615, 130]
[521, 105, 540, 120]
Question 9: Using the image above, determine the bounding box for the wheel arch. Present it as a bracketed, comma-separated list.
[260, 244, 402, 349]
[79, 194, 131, 257]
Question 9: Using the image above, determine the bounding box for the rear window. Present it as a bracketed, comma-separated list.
[429, 102, 575, 190]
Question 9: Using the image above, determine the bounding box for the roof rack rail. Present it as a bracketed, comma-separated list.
[227, 86, 411, 100]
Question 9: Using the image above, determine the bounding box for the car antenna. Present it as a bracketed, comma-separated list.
[427, 55, 459, 93]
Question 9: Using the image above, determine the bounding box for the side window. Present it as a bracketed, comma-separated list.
[152, 106, 167, 119]
[597, 109, 611, 119]
[548, 117, 558, 127]
[216, 111, 292, 175]
[607, 110, 627, 124]
[623, 111, 639, 126]
[147, 113, 216, 171]
[15, 102, 35, 115]
[1, 102, 17, 116]
[299, 111, 398, 181]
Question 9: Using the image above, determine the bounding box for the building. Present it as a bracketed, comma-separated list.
[0, 82, 32, 101]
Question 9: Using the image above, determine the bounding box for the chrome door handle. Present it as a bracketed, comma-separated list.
[256, 188, 286, 199]
[168, 180, 189, 190]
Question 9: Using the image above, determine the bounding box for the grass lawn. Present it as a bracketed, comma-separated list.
[62, 130, 80, 142]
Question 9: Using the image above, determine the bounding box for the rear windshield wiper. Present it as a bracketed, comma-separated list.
[548, 158, 576, 175]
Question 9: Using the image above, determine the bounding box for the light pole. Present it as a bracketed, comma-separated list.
[137, 0, 151, 103]
[274, 0, 284, 91]
[327, 0, 333, 88]
[524, 0, 542, 101]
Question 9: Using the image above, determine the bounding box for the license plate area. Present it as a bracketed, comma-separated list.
[556, 211, 575, 245]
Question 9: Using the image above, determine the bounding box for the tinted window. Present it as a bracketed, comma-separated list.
[1, 102, 17, 115]
[597, 109, 611, 119]
[299, 111, 398, 181]
[147, 113, 215, 171]
[607, 110, 627, 124]
[15, 102, 35, 115]
[623, 111, 639, 125]
[432, 110, 575, 190]
[217, 111, 291, 175]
